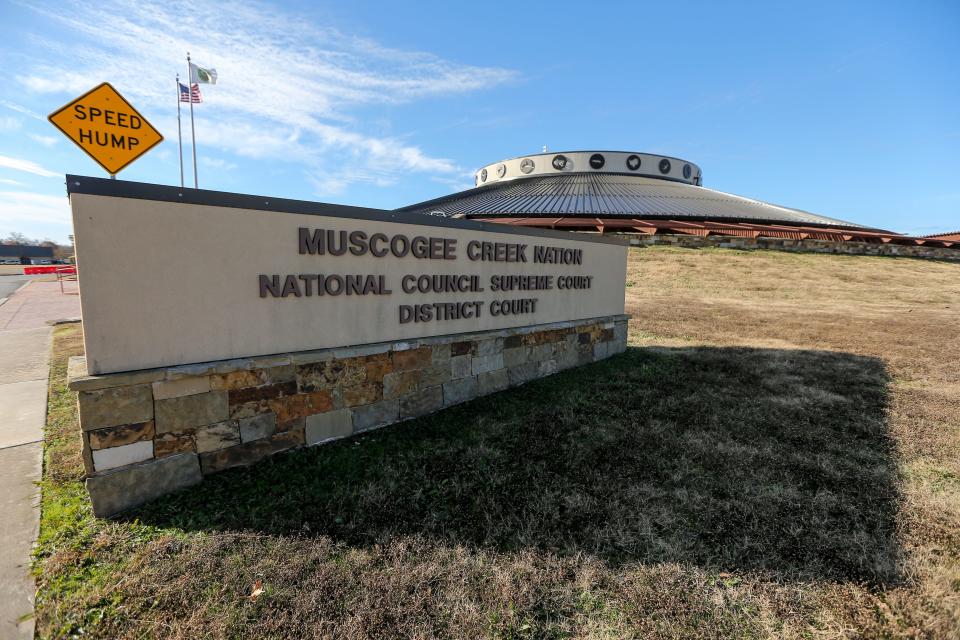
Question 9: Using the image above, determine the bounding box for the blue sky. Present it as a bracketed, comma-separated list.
[0, 0, 957, 243]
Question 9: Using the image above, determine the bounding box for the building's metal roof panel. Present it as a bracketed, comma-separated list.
[398, 173, 872, 230]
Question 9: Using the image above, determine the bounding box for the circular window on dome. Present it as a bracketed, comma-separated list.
[480, 168, 488, 182]
[658, 159, 671, 174]
[682, 164, 692, 179]
[520, 158, 535, 174]
[626, 154, 642, 171]
[496, 163, 507, 178]
[589, 153, 605, 169]
[552, 154, 568, 170]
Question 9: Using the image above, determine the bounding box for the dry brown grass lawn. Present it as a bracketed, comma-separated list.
[34, 247, 960, 638]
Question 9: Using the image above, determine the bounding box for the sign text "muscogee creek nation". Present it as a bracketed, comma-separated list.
[258, 227, 593, 324]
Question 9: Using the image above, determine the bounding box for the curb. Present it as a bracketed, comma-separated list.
[0, 279, 35, 309]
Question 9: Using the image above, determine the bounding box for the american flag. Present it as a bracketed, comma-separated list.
[178, 82, 202, 103]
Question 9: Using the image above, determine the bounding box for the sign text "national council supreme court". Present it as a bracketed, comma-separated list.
[259, 228, 595, 323]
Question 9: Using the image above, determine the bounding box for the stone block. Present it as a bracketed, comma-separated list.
[229, 399, 270, 420]
[194, 420, 241, 453]
[419, 363, 451, 387]
[539, 359, 558, 376]
[247, 354, 294, 370]
[431, 343, 451, 363]
[443, 376, 478, 407]
[239, 412, 276, 443]
[297, 358, 366, 392]
[450, 354, 472, 379]
[87, 452, 202, 517]
[342, 383, 382, 407]
[154, 431, 195, 458]
[558, 347, 579, 370]
[92, 439, 154, 472]
[383, 370, 420, 400]
[593, 341, 610, 361]
[614, 322, 628, 343]
[450, 341, 473, 357]
[503, 335, 523, 349]
[81, 432, 95, 476]
[268, 390, 333, 422]
[478, 369, 509, 395]
[508, 362, 538, 386]
[530, 343, 554, 362]
[67, 356, 88, 385]
[78, 384, 154, 431]
[88, 420, 155, 450]
[276, 418, 305, 438]
[364, 353, 393, 383]
[155, 390, 228, 434]
[392, 346, 432, 371]
[578, 345, 594, 365]
[352, 399, 399, 432]
[400, 385, 443, 419]
[331, 343, 390, 360]
[199, 430, 304, 475]
[305, 409, 353, 444]
[152, 376, 210, 400]
[471, 353, 504, 375]
[227, 381, 297, 406]
[211, 365, 295, 391]
[69, 364, 165, 392]
[503, 346, 528, 368]
[475, 338, 502, 356]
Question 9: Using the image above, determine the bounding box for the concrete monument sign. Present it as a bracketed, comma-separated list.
[66, 176, 629, 516]
[68, 176, 627, 375]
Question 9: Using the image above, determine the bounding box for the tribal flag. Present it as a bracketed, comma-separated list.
[189, 62, 218, 85]
[179, 82, 202, 103]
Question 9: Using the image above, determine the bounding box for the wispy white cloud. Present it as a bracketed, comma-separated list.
[17, 0, 516, 190]
[0, 116, 21, 132]
[200, 156, 237, 171]
[0, 100, 44, 120]
[28, 134, 59, 147]
[0, 191, 70, 225]
[0, 178, 24, 186]
[0, 154, 59, 177]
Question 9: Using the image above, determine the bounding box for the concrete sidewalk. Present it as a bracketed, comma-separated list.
[0, 280, 80, 639]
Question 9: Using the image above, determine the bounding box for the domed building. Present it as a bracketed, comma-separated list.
[397, 150, 958, 256]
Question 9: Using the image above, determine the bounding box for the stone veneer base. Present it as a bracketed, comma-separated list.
[68, 315, 629, 516]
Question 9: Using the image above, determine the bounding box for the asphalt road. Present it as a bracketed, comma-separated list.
[0, 275, 38, 301]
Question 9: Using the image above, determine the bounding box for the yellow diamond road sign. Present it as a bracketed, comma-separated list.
[48, 82, 163, 175]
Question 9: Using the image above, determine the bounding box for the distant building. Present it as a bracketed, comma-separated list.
[0, 244, 55, 265]
[398, 150, 958, 254]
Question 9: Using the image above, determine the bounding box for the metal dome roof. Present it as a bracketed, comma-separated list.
[397, 151, 872, 231]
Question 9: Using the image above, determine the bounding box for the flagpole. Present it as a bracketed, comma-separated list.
[187, 52, 199, 188]
[176, 74, 184, 188]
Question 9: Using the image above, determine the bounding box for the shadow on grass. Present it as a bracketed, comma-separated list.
[131, 346, 902, 585]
